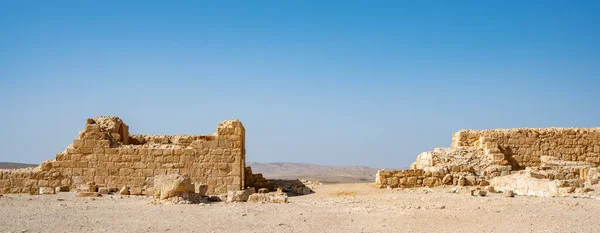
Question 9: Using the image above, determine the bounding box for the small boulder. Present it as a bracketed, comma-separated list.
[441, 174, 453, 185]
[477, 190, 488, 197]
[39, 187, 55, 195]
[504, 190, 515, 198]
[119, 186, 130, 195]
[195, 183, 208, 196]
[129, 187, 144, 195]
[154, 174, 195, 200]
[55, 186, 70, 193]
[258, 188, 269, 194]
[457, 176, 466, 186]
[227, 188, 256, 202]
[98, 187, 110, 195]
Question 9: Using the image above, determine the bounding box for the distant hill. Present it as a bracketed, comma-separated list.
[247, 162, 380, 184]
[0, 162, 37, 169]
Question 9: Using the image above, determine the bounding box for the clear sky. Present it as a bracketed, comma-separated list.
[0, 1, 599, 168]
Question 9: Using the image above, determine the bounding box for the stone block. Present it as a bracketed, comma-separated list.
[39, 187, 56, 195]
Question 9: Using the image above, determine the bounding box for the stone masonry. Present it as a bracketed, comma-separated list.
[377, 127, 600, 197]
[0, 116, 248, 195]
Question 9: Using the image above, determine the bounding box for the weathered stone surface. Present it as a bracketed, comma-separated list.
[98, 187, 110, 194]
[227, 188, 256, 202]
[119, 186, 130, 195]
[376, 127, 600, 198]
[504, 190, 514, 198]
[247, 192, 288, 203]
[0, 116, 250, 196]
[154, 174, 195, 200]
[39, 187, 55, 195]
[258, 188, 269, 194]
[195, 183, 208, 196]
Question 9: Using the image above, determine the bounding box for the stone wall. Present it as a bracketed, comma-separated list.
[451, 128, 600, 168]
[0, 116, 246, 195]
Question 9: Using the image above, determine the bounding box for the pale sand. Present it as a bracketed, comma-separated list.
[1, 183, 599, 233]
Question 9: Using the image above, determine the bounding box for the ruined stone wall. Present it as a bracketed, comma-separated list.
[0, 116, 246, 195]
[451, 128, 600, 168]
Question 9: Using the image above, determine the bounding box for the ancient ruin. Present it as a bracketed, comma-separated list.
[376, 127, 600, 197]
[0, 116, 256, 196]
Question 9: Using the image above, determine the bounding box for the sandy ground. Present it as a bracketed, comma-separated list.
[1, 183, 600, 233]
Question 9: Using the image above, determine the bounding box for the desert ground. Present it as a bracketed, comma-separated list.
[1, 183, 599, 233]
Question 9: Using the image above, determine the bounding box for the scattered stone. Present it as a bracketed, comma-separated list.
[98, 187, 110, 195]
[55, 186, 70, 193]
[485, 186, 495, 193]
[194, 183, 208, 196]
[458, 176, 466, 186]
[119, 186, 130, 195]
[258, 188, 269, 194]
[39, 187, 56, 195]
[477, 190, 487, 197]
[227, 188, 256, 202]
[575, 187, 593, 193]
[154, 174, 195, 200]
[504, 190, 515, 198]
[129, 187, 144, 196]
[441, 174, 453, 185]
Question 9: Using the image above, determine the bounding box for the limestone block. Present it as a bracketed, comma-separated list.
[119, 186, 130, 195]
[226, 188, 256, 202]
[39, 187, 55, 195]
[154, 174, 195, 199]
[130, 187, 143, 195]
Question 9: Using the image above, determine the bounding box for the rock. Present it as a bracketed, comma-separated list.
[108, 187, 119, 193]
[458, 176, 466, 186]
[575, 187, 593, 193]
[227, 188, 256, 202]
[479, 180, 490, 186]
[386, 186, 393, 190]
[194, 183, 208, 196]
[154, 174, 195, 200]
[477, 190, 487, 197]
[129, 187, 143, 195]
[55, 186, 69, 193]
[258, 188, 269, 194]
[248, 193, 270, 203]
[77, 182, 98, 192]
[485, 186, 495, 193]
[39, 187, 55, 195]
[271, 195, 288, 203]
[76, 192, 101, 197]
[119, 186, 130, 195]
[247, 193, 289, 203]
[98, 187, 110, 195]
[504, 190, 515, 197]
[441, 174, 453, 185]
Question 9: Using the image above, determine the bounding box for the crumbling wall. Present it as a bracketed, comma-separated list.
[0, 116, 246, 195]
[377, 127, 600, 196]
[451, 128, 600, 168]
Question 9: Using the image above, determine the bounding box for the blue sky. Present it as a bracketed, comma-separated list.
[0, 1, 599, 168]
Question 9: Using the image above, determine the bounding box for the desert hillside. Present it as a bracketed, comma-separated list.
[248, 162, 380, 184]
[0, 162, 37, 169]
